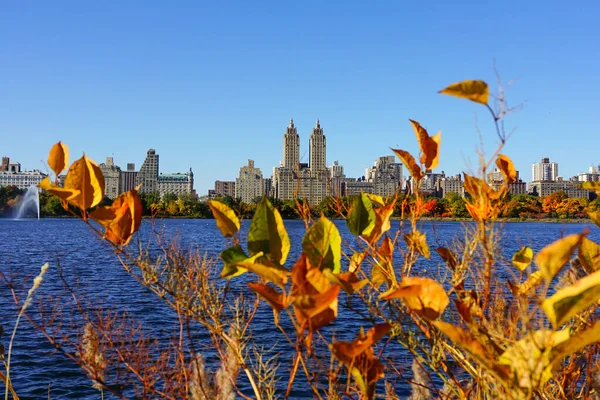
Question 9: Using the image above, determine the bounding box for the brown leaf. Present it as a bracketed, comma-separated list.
[436, 247, 457, 270]
[496, 154, 517, 184]
[439, 80, 489, 105]
[48, 141, 69, 177]
[392, 149, 423, 181]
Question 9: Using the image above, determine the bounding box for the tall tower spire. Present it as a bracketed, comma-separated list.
[309, 119, 326, 171]
[283, 118, 300, 169]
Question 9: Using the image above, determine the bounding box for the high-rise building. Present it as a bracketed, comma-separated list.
[273, 119, 330, 205]
[136, 149, 159, 194]
[532, 157, 559, 182]
[487, 168, 527, 195]
[366, 156, 404, 197]
[309, 120, 326, 171]
[99, 157, 122, 199]
[439, 175, 464, 198]
[283, 118, 300, 170]
[120, 162, 137, 193]
[235, 159, 264, 203]
[328, 161, 346, 197]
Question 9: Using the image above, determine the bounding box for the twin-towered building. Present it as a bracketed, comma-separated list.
[219, 119, 405, 205]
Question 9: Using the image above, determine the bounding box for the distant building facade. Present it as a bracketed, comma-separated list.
[529, 179, 590, 198]
[486, 168, 527, 195]
[235, 159, 264, 203]
[0, 157, 46, 190]
[532, 157, 559, 182]
[120, 163, 137, 193]
[99, 157, 122, 199]
[158, 170, 194, 198]
[366, 156, 403, 197]
[439, 175, 464, 198]
[214, 180, 236, 197]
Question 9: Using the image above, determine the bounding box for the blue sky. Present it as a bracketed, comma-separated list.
[2, 1, 599, 195]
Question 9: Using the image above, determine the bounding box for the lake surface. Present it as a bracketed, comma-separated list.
[1, 218, 599, 399]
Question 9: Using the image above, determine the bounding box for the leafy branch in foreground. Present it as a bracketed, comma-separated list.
[7, 77, 600, 399]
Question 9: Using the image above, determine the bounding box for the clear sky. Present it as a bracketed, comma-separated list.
[2, 1, 599, 195]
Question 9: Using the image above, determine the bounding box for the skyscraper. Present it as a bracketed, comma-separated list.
[532, 157, 559, 182]
[309, 120, 326, 171]
[283, 118, 300, 170]
[136, 149, 159, 193]
[235, 159, 264, 203]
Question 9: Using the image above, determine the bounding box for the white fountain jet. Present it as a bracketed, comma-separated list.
[14, 185, 40, 220]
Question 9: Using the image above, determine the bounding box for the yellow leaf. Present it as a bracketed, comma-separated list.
[433, 321, 509, 382]
[517, 271, 543, 295]
[552, 321, 600, 365]
[581, 181, 600, 194]
[48, 141, 69, 177]
[439, 79, 489, 105]
[208, 200, 240, 238]
[496, 154, 517, 184]
[381, 276, 448, 319]
[579, 238, 600, 273]
[542, 269, 600, 328]
[535, 232, 588, 282]
[410, 120, 442, 170]
[64, 155, 105, 210]
[498, 330, 569, 390]
[392, 149, 423, 181]
[404, 230, 430, 259]
[365, 193, 384, 206]
[588, 210, 600, 228]
[233, 259, 289, 287]
[512, 246, 533, 272]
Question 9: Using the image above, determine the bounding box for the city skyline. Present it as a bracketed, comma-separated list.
[2, 2, 600, 194]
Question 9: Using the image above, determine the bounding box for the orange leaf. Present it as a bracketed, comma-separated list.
[410, 120, 441, 170]
[38, 176, 80, 203]
[248, 282, 285, 313]
[496, 154, 517, 184]
[331, 323, 391, 363]
[381, 276, 449, 319]
[392, 149, 423, 181]
[63, 155, 105, 210]
[48, 141, 69, 177]
[439, 80, 489, 105]
[90, 189, 143, 245]
[404, 230, 430, 259]
[292, 285, 340, 331]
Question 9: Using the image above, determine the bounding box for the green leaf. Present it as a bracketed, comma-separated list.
[220, 246, 254, 278]
[512, 246, 533, 272]
[542, 269, 600, 328]
[346, 192, 376, 237]
[248, 196, 290, 265]
[302, 216, 342, 273]
[208, 200, 240, 238]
